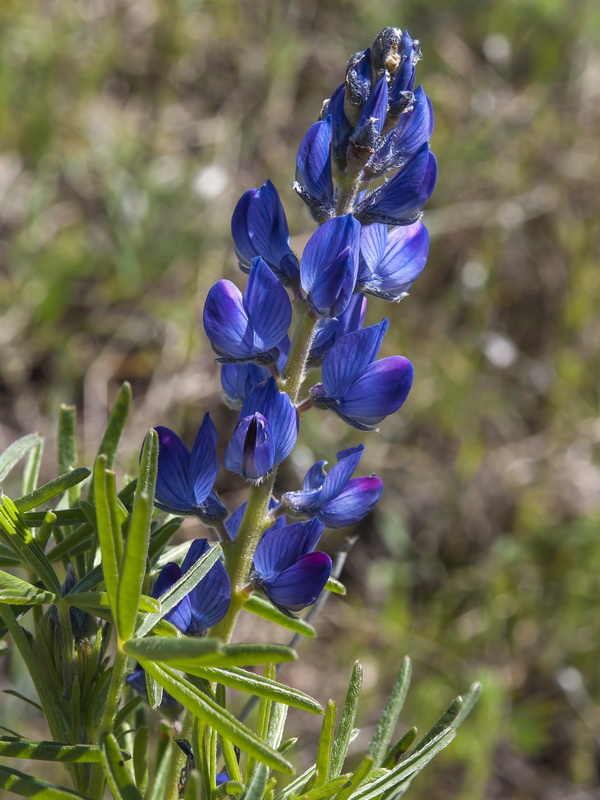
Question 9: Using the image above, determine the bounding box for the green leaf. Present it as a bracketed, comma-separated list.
[114, 696, 144, 729]
[93, 456, 121, 616]
[145, 670, 164, 709]
[381, 727, 417, 769]
[325, 577, 346, 595]
[47, 524, 94, 563]
[65, 592, 159, 614]
[330, 661, 363, 778]
[243, 763, 268, 800]
[0, 736, 129, 764]
[3, 690, 43, 712]
[347, 729, 456, 800]
[22, 509, 87, 527]
[333, 756, 374, 800]
[304, 775, 349, 800]
[68, 565, 104, 594]
[22, 436, 43, 496]
[96, 382, 132, 469]
[135, 543, 222, 637]
[212, 643, 297, 669]
[315, 700, 336, 786]
[412, 696, 463, 753]
[0, 434, 44, 484]
[117, 429, 158, 640]
[367, 656, 411, 767]
[58, 405, 77, 474]
[216, 780, 245, 798]
[245, 594, 316, 637]
[14, 469, 91, 513]
[451, 682, 482, 729]
[142, 661, 294, 774]
[100, 732, 142, 800]
[0, 763, 90, 798]
[36, 511, 57, 551]
[123, 636, 223, 663]
[0, 570, 56, 605]
[0, 496, 62, 593]
[181, 666, 322, 714]
[132, 726, 150, 796]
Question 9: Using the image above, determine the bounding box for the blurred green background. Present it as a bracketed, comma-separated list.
[0, 0, 599, 797]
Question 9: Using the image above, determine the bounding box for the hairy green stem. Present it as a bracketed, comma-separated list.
[87, 648, 130, 799]
[281, 301, 319, 403]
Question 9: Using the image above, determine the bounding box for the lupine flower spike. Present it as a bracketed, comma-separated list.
[154, 414, 227, 523]
[282, 444, 383, 527]
[310, 319, 414, 430]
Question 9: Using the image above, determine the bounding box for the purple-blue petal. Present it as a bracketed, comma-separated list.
[321, 320, 389, 397]
[295, 116, 334, 206]
[318, 444, 364, 505]
[244, 258, 292, 352]
[353, 75, 389, 142]
[203, 280, 255, 359]
[318, 475, 384, 527]
[300, 215, 361, 296]
[154, 427, 195, 515]
[337, 356, 414, 427]
[241, 378, 298, 465]
[358, 222, 429, 301]
[306, 245, 357, 318]
[310, 293, 367, 364]
[221, 363, 270, 408]
[225, 500, 285, 541]
[260, 552, 332, 611]
[355, 144, 437, 226]
[254, 518, 325, 577]
[224, 412, 275, 480]
[188, 413, 219, 506]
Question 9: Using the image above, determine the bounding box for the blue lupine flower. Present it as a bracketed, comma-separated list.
[310, 293, 366, 366]
[355, 143, 437, 226]
[309, 319, 414, 431]
[324, 83, 353, 171]
[357, 221, 429, 301]
[365, 86, 434, 180]
[126, 539, 230, 698]
[225, 377, 298, 480]
[154, 415, 227, 523]
[300, 215, 361, 318]
[345, 49, 373, 120]
[253, 518, 331, 612]
[294, 116, 335, 222]
[203, 257, 291, 364]
[231, 180, 300, 285]
[281, 444, 383, 528]
[220, 339, 289, 408]
[387, 30, 421, 114]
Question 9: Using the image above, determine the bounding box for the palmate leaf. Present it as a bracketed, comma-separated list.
[142, 660, 294, 774]
[0, 764, 90, 799]
[0, 434, 44, 484]
[175, 666, 323, 714]
[0, 736, 129, 764]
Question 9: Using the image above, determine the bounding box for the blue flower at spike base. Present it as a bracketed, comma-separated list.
[126, 539, 230, 699]
[357, 221, 429, 302]
[253, 518, 332, 612]
[281, 444, 383, 528]
[225, 377, 298, 481]
[231, 180, 300, 285]
[153, 415, 227, 523]
[225, 498, 284, 541]
[300, 214, 361, 318]
[309, 319, 414, 431]
[203, 257, 291, 365]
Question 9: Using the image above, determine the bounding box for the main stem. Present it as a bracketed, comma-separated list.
[211, 301, 318, 644]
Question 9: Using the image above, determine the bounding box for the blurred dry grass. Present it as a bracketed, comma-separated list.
[0, 0, 599, 797]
